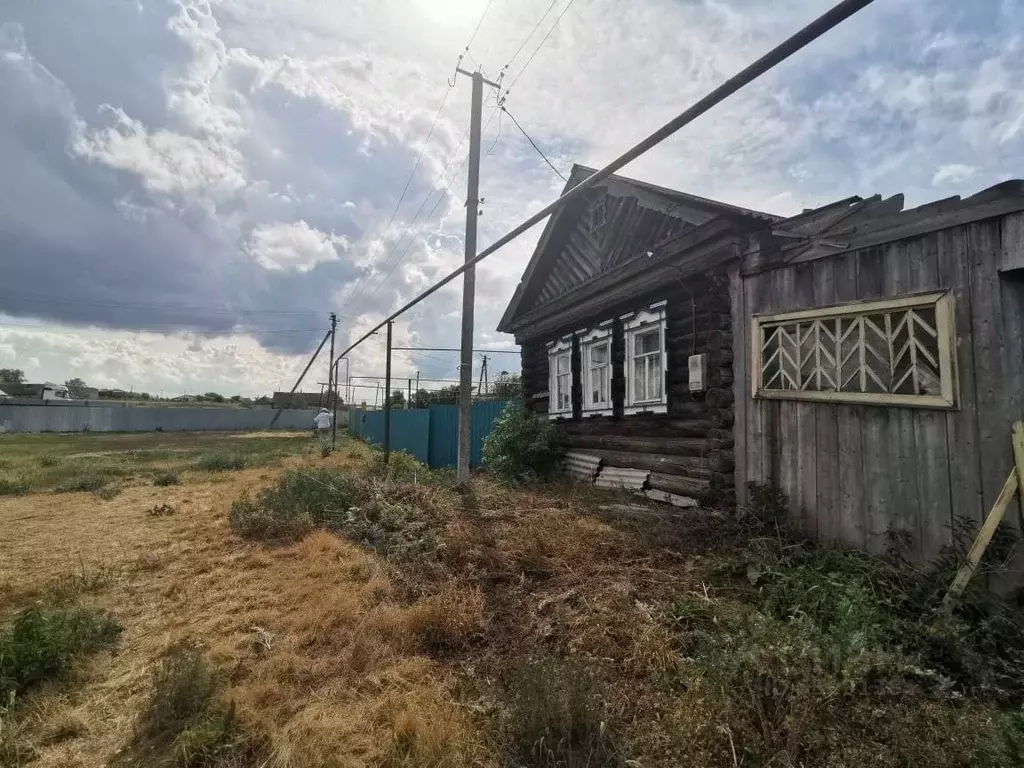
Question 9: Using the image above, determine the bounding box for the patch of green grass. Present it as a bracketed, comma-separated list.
[663, 489, 1024, 768]
[45, 561, 120, 605]
[229, 466, 361, 542]
[0, 479, 29, 496]
[119, 646, 258, 767]
[195, 452, 247, 472]
[152, 470, 181, 487]
[0, 607, 122, 700]
[502, 657, 621, 768]
[52, 472, 112, 494]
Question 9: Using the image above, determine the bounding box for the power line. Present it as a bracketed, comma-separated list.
[392, 346, 519, 354]
[501, 105, 567, 181]
[501, 0, 559, 76]
[334, 85, 456, 313]
[358, 105, 502, 307]
[341, 1, 498, 317]
[333, 0, 879, 368]
[502, 0, 578, 100]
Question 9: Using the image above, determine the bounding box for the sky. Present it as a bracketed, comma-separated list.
[0, 0, 1021, 398]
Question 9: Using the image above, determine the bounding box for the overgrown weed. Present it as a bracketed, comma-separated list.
[195, 453, 247, 472]
[0, 606, 122, 700]
[153, 470, 181, 487]
[120, 645, 256, 767]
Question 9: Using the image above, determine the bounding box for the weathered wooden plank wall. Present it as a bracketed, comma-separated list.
[738, 214, 1024, 562]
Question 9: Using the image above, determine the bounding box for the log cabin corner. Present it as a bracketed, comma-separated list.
[499, 164, 1024, 565]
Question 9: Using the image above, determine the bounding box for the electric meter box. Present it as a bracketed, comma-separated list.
[688, 353, 707, 392]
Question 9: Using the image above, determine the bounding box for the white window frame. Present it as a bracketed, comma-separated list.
[622, 301, 668, 415]
[577, 322, 613, 417]
[547, 336, 574, 419]
[751, 291, 958, 409]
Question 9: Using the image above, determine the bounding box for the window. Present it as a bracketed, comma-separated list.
[547, 337, 573, 419]
[578, 323, 613, 416]
[752, 291, 957, 409]
[622, 302, 668, 415]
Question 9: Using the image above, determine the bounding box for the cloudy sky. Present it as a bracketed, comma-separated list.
[1, 0, 1021, 398]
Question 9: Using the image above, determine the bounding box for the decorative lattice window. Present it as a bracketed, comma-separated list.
[752, 291, 957, 409]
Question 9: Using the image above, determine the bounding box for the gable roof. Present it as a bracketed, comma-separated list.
[498, 164, 779, 333]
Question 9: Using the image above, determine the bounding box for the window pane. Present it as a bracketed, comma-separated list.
[591, 342, 609, 366]
[648, 355, 662, 400]
[635, 329, 660, 355]
[633, 359, 645, 401]
[591, 365, 608, 404]
[556, 354, 570, 375]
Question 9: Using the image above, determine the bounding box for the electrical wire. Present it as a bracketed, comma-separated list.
[0, 321, 327, 335]
[359, 105, 501, 307]
[334, 84, 456, 313]
[500, 0, 559, 77]
[502, 0, 578, 100]
[500, 105, 567, 181]
[332, 0, 879, 369]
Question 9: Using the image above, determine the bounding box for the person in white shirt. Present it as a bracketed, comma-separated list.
[313, 407, 332, 434]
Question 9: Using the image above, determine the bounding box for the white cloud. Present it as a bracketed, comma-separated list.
[245, 220, 349, 272]
[74, 106, 247, 198]
[932, 163, 977, 187]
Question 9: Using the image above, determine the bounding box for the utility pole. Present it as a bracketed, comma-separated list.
[415, 371, 420, 409]
[456, 68, 488, 483]
[478, 354, 489, 398]
[407, 377, 411, 410]
[328, 312, 337, 449]
[383, 320, 393, 465]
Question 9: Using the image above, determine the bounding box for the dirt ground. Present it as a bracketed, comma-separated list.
[0, 437, 482, 767]
[3, 431, 1021, 768]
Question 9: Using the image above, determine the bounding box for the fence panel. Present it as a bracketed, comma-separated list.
[471, 400, 509, 466]
[0, 404, 321, 433]
[428, 405, 458, 468]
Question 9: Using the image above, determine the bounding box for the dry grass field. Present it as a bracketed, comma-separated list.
[2, 430, 1024, 767]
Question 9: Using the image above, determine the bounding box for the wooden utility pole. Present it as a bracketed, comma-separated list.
[328, 312, 337, 448]
[407, 378, 412, 410]
[457, 68, 486, 482]
[383, 321, 394, 464]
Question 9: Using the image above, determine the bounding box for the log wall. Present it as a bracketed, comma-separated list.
[520, 268, 735, 506]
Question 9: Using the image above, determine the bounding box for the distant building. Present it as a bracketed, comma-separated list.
[1, 382, 71, 400]
[272, 391, 323, 409]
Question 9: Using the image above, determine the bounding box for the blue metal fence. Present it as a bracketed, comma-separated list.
[348, 400, 511, 469]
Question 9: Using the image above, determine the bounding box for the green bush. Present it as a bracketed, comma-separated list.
[94, 483, 123, 500]
[52, 473, 109, 494]
[152, 471, 181, 487]
[229, 467, 361, 541]
[366, 450, 431, 485]
[195, 453, 247, 472]
[0, 479, 29, 496]
[482, 403, 564, 486]
[0, 607, 122, 700]
[126, 646, 245, 767]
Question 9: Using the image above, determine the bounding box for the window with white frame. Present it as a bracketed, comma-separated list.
[547, 337, 573, 418]
[752, 291, 957, 409]
[578, 323, 613, 416]
[622, 302, 668, 415]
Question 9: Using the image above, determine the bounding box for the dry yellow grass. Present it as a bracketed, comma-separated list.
[0, 457, 491, 768]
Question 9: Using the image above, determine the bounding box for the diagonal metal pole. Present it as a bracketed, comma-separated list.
[269, 329, 331, 428]
[333, 0, 877, 369]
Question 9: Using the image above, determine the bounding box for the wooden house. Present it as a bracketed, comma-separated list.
[499, 164, 1024, 563]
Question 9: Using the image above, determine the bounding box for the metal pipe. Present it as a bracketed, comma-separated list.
[332, 0, 876, 369]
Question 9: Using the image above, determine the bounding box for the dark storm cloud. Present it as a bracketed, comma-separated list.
[0, 3, 435, 355]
